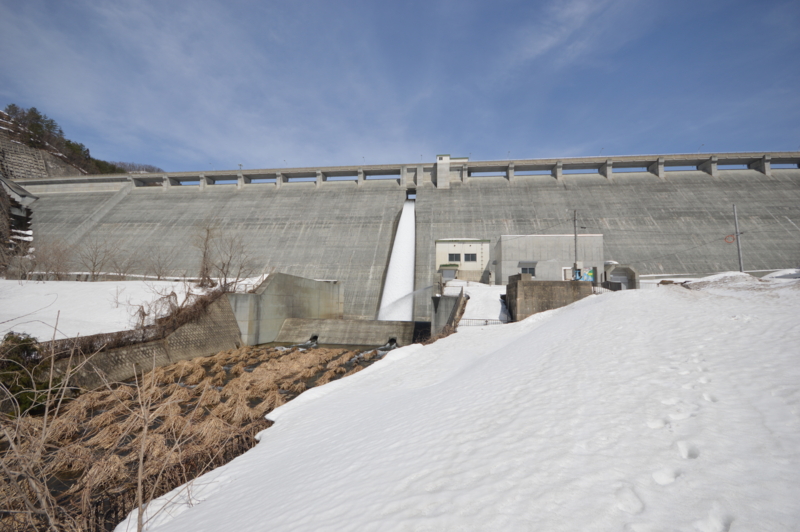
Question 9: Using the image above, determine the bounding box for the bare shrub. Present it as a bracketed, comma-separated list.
[211, 233, 254, 292]
[193, 224, 216, 288]
[0, 332, 87, 531]
[108, 247, 139, 280]
[193, 221, 256, 290]
[74, 237, 115, 281]
[33, 239, 73, 280]
[144, 247, 177, 281]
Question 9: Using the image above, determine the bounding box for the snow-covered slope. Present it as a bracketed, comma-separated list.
[0, 280, 193, 339]
[118, 273, 800, 532]
[444, 280, 509, 321]
[0, 276, 266, 340]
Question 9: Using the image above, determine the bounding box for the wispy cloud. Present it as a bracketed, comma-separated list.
[1, 0, 798, 170]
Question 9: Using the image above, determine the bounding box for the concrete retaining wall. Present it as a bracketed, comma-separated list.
[0, 132, 82, 180]
[55, 296, 241, 390]
[506, 275, 593, 321]
[274, 318, 414, 347]
[227, 273, 344, 346]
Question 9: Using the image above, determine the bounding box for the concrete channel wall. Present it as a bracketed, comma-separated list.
[506, 276, 594, 321]
[54, 297, 242, 390]
[227, 273, 344, 346]
[14, 152, 800, 323]
[275, 318, 414, 347]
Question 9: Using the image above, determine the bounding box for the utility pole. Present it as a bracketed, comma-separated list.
[573, 209, 578, 280]
[733, 204, 744, 272]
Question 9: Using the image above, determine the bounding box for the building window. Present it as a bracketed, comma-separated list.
[521, 267, 535, 275]
[448, 253, 461, 262]
[464, 253, 477, 262]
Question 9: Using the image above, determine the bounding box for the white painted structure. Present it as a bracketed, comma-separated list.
[435, 238, 491, 282]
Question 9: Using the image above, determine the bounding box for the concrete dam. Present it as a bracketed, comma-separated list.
[11, 151, 800, 321]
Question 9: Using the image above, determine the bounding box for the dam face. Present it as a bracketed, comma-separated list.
[10, 152, 800, 321]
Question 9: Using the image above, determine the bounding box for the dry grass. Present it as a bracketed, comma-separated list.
[47, 443, 95, 474]
[2, 342, 382, 532]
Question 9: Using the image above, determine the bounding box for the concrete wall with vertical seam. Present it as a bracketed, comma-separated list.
[226, 273, 344, 346]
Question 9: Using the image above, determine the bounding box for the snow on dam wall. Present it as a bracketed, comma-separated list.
[16, 152, 800, 321]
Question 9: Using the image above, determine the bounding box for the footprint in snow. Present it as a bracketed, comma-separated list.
[646, 418, 668, 429]
[615, 487, 644, 514]
[652, 467, 680, 485]
[693, 502, 732, 532]
[669, 410, 694, 421]
[668, 409, 696, 421]
[625, 524, 668, 532]
[702, 393, 718, 403]
[676, 440, 700, 459]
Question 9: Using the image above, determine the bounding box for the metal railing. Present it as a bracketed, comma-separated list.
[458, 318, 506, 327]
[592, 286, 613, 295]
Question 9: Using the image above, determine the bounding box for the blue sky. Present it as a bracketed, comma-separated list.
[1, 0, 798, 172]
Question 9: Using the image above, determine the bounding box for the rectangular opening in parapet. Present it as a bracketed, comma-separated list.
[211, 180, 237, 185]
[469, 171, 506, 177]
[718, 164, 748, 170]
[562, 168, 598, 174]
[664, 166, 697, 172]
[250, 178, 277, 184]
[772, 163, 799, 169]
[178, 180, 200, 186]
[365, 174, 399, 180]
[514, 170, 552, 175]
[406, 190, 416, 200]
[326, 175, 357, 181]
[287, 177, 316, 182]
[613, 167, 648, 173]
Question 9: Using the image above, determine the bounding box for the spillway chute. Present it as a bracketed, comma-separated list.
[378, 199, 415, 321]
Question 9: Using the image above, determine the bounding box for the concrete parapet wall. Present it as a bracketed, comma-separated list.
[13, 151, 800, 189]
[227, 273, 344, 346]
[274, 318, 414, 347]
[55, 297, 241, 390]
[506, 276, 593, 321]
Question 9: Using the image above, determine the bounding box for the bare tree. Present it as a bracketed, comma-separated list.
[193, 224, 216, 288]
[0, 242, 32, 279]
[74, 237, 115, 281]
[212, 233, 254, 292]
[109, 246, 140, 280]
[31, 239, 72, 280]
[144, 247, 177, 281]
